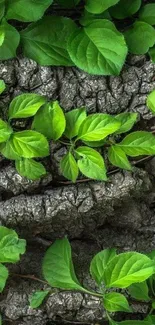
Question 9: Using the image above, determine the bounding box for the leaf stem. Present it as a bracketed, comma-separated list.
[11, 273, 49, 285]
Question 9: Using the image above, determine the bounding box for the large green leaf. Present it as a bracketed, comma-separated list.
[115, 112, 138, 134]
[0, 80, 5, 94]
[42, 237, 86, 291]
[12, 131, 49, 158]
[0, 139, 20, 160]
[21, 16, 77, 66]
[32, 101, 66, 140]
[6, 0, 53, 22]
[85, 0, 119, 14]
[128, 282, 150, 302]
[76, 146, 107, 180]
[124, 22, 155, 55]
[90, 248, 116, 285]
[0, 19, 20, 60]
[139, 4, 155, 26]
[110, 0, 142, 19]
[9, 93, 46, 119]
[0, 119, 12, 143]
[56, 0, 80, 8]
[0, 263, 8, 292]
[117, 131, 155, 157]
[108, 146, 132, 170]
[64, 108, 87, 139]
[77, 113, 120, 141]
[60, 152, 79, 182]
[15, 158, 46, 180]
[103, 252, 155, 289]
[29, 290, 50, 309]
[103, 292, 132, 312]
[68, 19, 127, 75]
[147, 90, 155, 114]
[0, 226, 26, 263]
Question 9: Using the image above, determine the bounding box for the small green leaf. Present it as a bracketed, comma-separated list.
[103, 252, 155, 289]
[64, 107, 87, 139]
[29, 290, 50, 309]
[128, 282, 150, 302]
[0, 226, 26, 263]
[6, 0, 53, 22]
[9, 93, 46, 119]
[42, 237, 86, 292]
[110, 0, 142, 19]
[147, 90, 155, 114]
[124, 22, 155, 55]
[0, 19, 20, 60]
[12, 131, 49, 158]
[0, 80, 5, 94]
[68, 19, 127, 75]
[0, 119, 13, 143]
[90, 248, 116, 285]
[0, 139, 20, 160]
[85, 0, 119, 14]
[117, 131, 155, 156]
[139, 4, 155, 26]
[115, 112, 138, 134]
[108, 146, 132, 170]
[77, 113, 120, 141]
[15, 158, 46, 180]
[56, 0, 80, 8]
[60, 152, 78, 183]
[76, 146, 107, 181]
[0, 264, 8, 292]
[32, 101, 66, 140]
[103, 292, 132, 312]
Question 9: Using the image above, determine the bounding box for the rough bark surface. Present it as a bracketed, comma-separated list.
[0, 56, 155, 324]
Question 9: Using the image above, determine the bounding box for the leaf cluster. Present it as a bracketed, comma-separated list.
[0, 0, 155, 75]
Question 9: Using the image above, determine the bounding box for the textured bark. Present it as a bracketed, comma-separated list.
[0, 56, 155, 324]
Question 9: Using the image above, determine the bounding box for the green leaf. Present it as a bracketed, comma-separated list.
[145, 315, 155, 324]
[108, 146, 132, 170]
[76, 146, 107, 180]
[139, 4, 155, 26]
[103, 252, 155, 289]
[21, 16, 77, 66]
[0, 226, 26, 263]
[68, 19, 127, 75]
[149, 46, 155, 63]
[0, 0, 5, 21]
[0, 19, 20, 60]
[80, 9, 111, 26]
[0, 80, 5, 95]
[0, 139, 20, 160]
[110, 0, 142, 19]
[117, 131, 155, 157]
[60, 152, 78, 183]
[6, 0, 53, 22]
[64, 108, 87, 139]
[115, 112, 138, 134]
[42, 237, 86, 291]
[90, 248, 116, 285]
[147, 250, 155, 261]
[0, 263, 8, 292]
[128, 282, 150, 302]
[56, 0, 80, 8]
[77, 113, 120, 141]
[9, 93, 46, 119]
[124, 22, 155, 55]
[12, 131, 49, 158]
[147, 90, 155, 114]
[29, 290, 50, 309]
[83, 139, 106, 147]
[32, 101, 66, 140]
[0, 119, 12, 143]
[85, 0, 119, 14]
[103, 292, 132, 312]
[0, 27, 5, 46]
[15, 158, 46, 180]
[118, 322, 151, 325]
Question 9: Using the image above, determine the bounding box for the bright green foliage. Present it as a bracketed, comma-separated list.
[85, 0, 119, 14]
[60, 152, 79, 183]
[114, 112, 138, 134]
[0, 80, 5, 94]
[0, 264, 8, 292]
[29, 290, 50, 308]
[147, 90, 155, 114]
[9, 93, 46, 119]
[128, 282, 150, 302]
[15, 159, 46, 180]
[139, 4, 155, 26]
[110, 0, 142, 19]
[64, 108, 87, 139]
[108, 146, 132, 170]
[0, 19, 20, 60]
[90, 248, 116, 284]
[0, 120, 12, 143]
[103, 292, 132, 312]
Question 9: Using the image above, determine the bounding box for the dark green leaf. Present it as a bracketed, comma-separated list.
[0, 226, 26, 263]
[128, 282, 150, 302]
[9, 93, 46, 119]
[108, 146, 132, 170]
[85, 0, 119, 14]
[0, 119, 12, 143]
[15, 158, 46, 180]
[42, 237, 86, 291]
[119, 322, 151, 325]
[0, 19, 20, 60]
[103, 292, 132, 312]
[90, 248, 116, 285]
[32, 101, 66, 140]
[68, 19, 127, 75]
[21, 16, 77, 66]
[0, 80, 5, 94]
[149, 46, 155, 63]
[64, 108, 87, 139]
[76, 146, 107, 180]
[117, 131, 155, 156]
[29, 290, 50, 309]
[145, 315, 155, 324]
[147, 90, 155, 114]
[80, 9, 111, 26]
[124, 22, 155, 55]
[110, 0, 142, 19]
[0, 263, 8, 292]
[139, 4, 155, 26]
[115, 112, 138, 134]
[56, 0, 80, 8]
[60, 152, 79, 182]
[0, 0, 5, 20]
